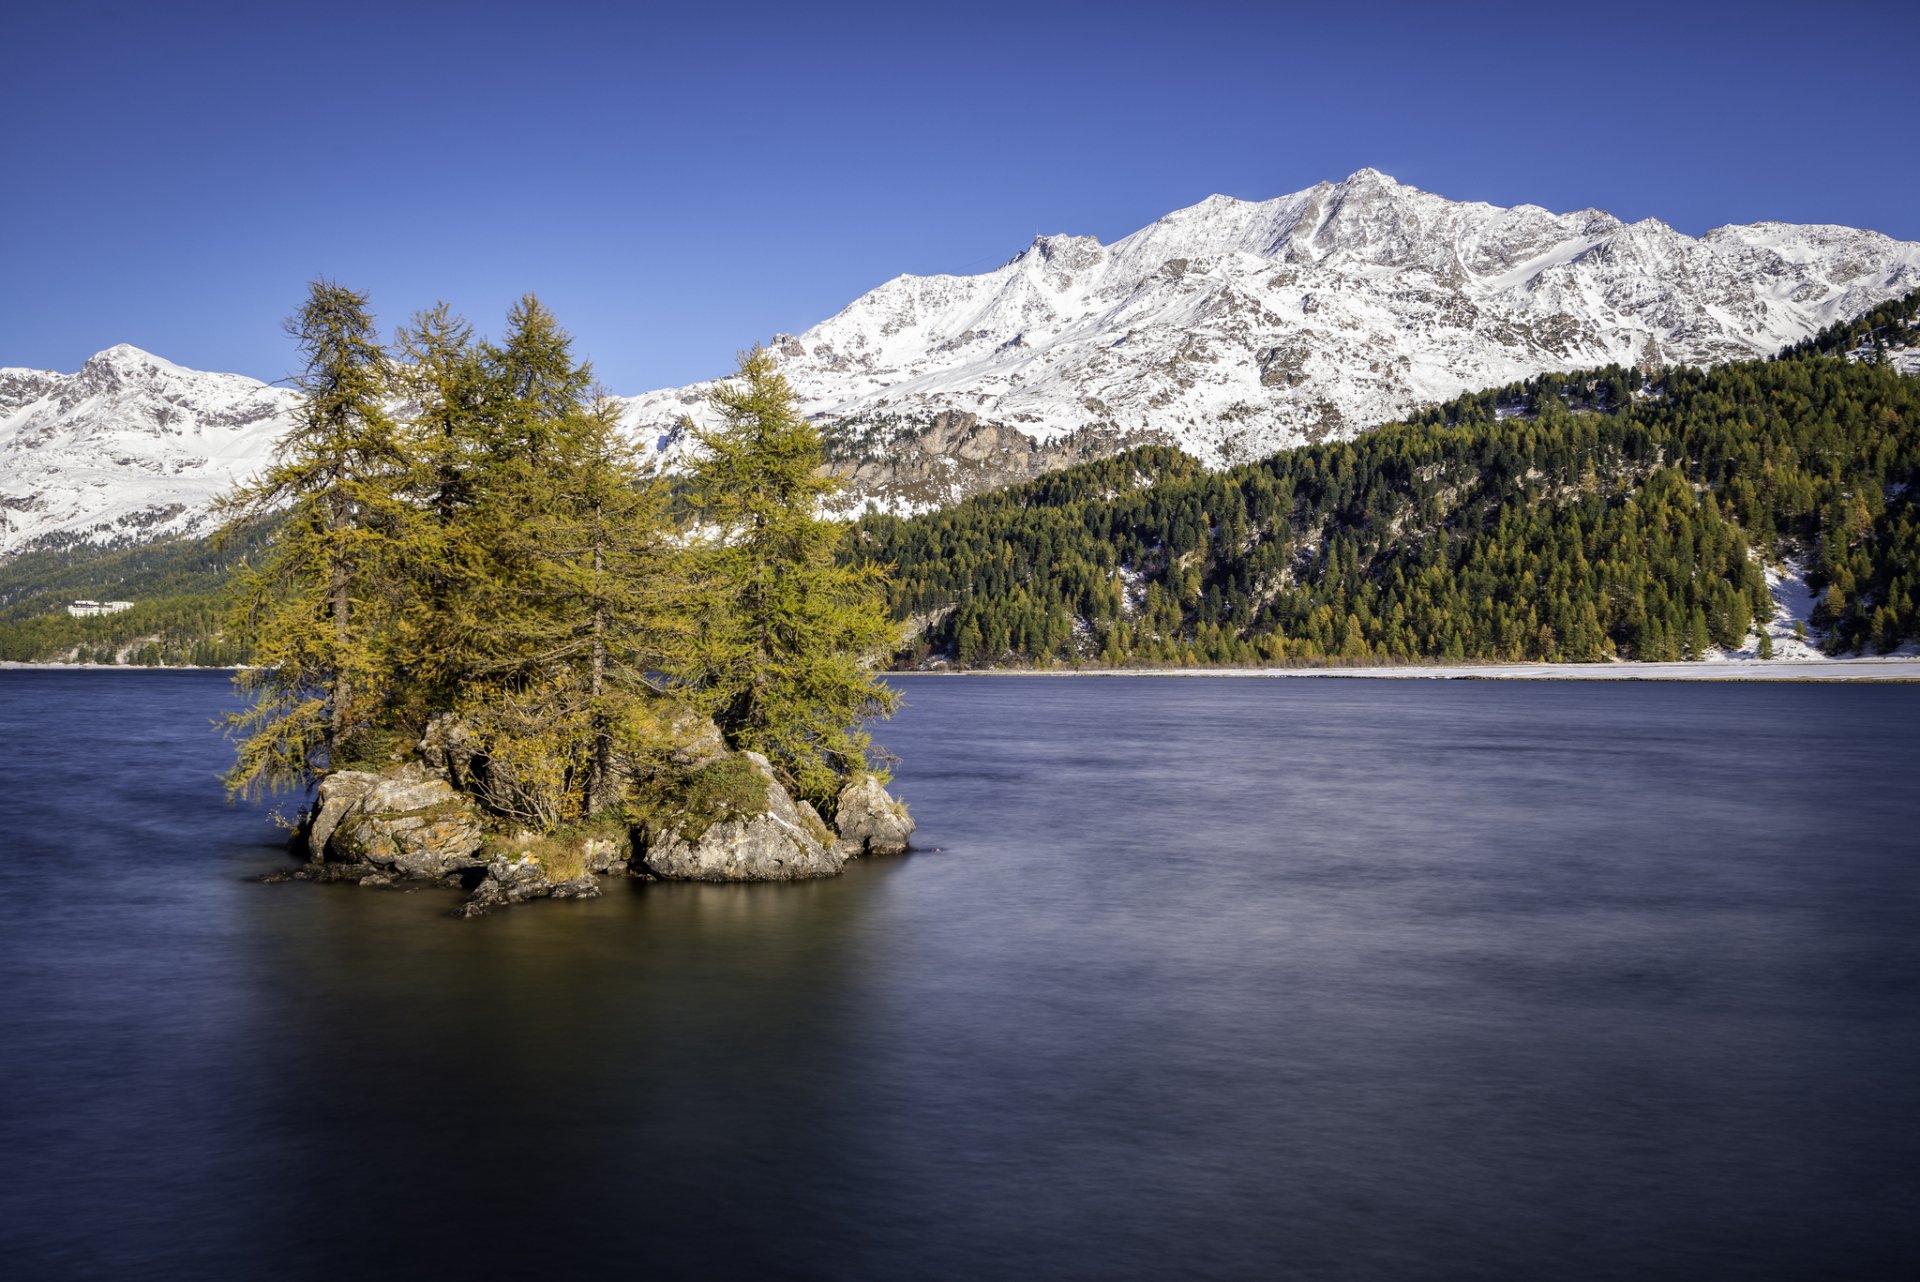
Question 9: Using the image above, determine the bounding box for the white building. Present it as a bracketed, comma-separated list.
[67, 600, 134, 617]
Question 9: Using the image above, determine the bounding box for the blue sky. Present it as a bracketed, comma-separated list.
[4, 0, 1915, 391]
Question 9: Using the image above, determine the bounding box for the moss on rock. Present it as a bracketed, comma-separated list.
[637, 752, 772, 846]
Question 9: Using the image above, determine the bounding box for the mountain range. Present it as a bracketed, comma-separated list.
[6, 169, 1919, 556]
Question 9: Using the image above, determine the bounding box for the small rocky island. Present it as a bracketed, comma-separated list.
[231, 287, 915, 917]
[275, 703, 912, 915]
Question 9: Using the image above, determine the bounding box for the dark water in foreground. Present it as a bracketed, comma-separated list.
[1, 671, 1917, 1281]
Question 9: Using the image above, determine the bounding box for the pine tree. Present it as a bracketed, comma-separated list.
[220, 280, 409, 797]
[684, 347, 901, 810]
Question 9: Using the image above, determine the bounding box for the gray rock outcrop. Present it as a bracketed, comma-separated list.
[832, 774, 915, 857]
[459, 854, 601, 917]
[418, 713, 482, 790]
[277, 707, 915, 911]
[658, 704, 727, 768]
[306, 763, 486, 879]
[638, 751, 844, 882]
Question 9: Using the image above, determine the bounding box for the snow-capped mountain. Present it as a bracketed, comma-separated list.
[0, 345, 295, 555]
[6, 169, 1919, 554]
[623, 168, 1920, 508]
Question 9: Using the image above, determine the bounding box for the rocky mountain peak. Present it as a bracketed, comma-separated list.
[1, 348, 295, 555]
[616, 170, 1920, 511]
[6, 170, 1919, 552]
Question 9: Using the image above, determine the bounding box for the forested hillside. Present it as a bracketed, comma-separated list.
[1777, 289, 1920, 362]
[0, 518, 275, 664]
[853, 336, 1920, 666]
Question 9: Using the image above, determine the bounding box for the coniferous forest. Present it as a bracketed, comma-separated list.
[855, 321, 1920, 666]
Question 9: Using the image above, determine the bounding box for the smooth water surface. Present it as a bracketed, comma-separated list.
[1, 670, 1916, 1280]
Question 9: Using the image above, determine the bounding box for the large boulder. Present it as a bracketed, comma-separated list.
[833, 774, 915, 857]
[637, 751, 844, 882]
[307, 770, 380, 855]
[308, 762, 487, 880]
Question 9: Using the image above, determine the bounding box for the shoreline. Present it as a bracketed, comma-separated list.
[8, 659, 1920, 683]
[889, 657, 1920, 682]
[0, 661, 236, 672]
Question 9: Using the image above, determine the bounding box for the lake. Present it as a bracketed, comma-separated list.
[1, 670, 1916, 1280]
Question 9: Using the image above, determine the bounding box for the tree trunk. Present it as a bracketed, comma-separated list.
[588, 504, 610, 811]
[327, 468, 352, 764]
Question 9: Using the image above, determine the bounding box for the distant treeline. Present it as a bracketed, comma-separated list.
[0, 519, 276, 665]
[853, 300, 1920, 665]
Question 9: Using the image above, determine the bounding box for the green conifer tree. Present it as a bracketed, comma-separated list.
[460, 394, 691, 823]
[684, 346, 901, 810]
[442, 301, 690, 828]
[388, 302, 491, 717]
[220, 281, 409, 797]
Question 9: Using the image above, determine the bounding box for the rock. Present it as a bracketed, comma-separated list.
[638, 751, 844, 882]
[307, 770, 380, 854]
[459, 854, 603, 917]
[832, 774, 915, 857]
[799, 800, 828, 834]
[310, 762, 486, 879]
[662, 706, 727, 769]
[580, 834, 628, 875]
[418, 714, 481, 788]
[300, 861, 387, 885]
[360, 768, 461, 816]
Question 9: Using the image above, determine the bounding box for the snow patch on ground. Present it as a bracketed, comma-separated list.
[1114, 564, 1147, 617]
[1758, 556, 1827, 659]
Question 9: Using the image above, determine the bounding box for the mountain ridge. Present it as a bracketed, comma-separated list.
[620, 168, 1920, 505]
[7, 169, 1920, 554]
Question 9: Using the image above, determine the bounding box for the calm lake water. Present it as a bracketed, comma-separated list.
[1, 670, 1916, 1280]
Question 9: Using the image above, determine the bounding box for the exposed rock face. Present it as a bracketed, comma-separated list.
[275, 710, 915, 911]
[307, 763, 486, 879]
[658, 704, 728, 768]
[306, 769, 379, 856]
[580, 835, 628, 875]
[820, 413, 1159, 514]
[638, 751, 844, 882]
[833, 774, 915, 857]
[418, 714, 482, 791]
[459, 854, 601, 918]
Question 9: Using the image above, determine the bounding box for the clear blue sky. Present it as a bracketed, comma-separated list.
[4, 0, 1914, 391]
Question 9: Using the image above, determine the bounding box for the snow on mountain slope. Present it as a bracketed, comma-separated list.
[0, 345, 295, 555]
[619, 169, 1920, 506]
[6, 169, 1919, 553]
